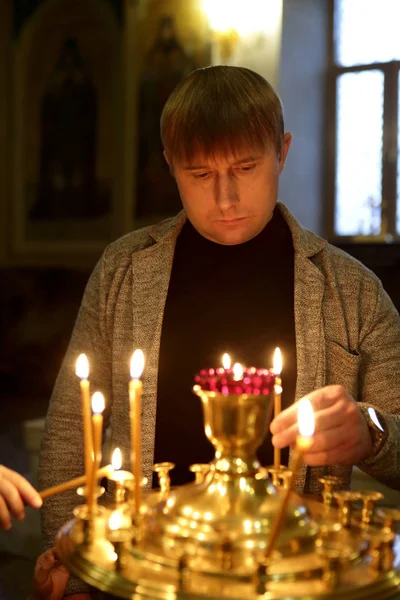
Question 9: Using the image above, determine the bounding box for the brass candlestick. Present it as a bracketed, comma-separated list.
[266, 465, 289, 488]
[152, 462, 175, 494]
[362, 528, 395, 573]
[318, 475, 341, 507]
[189, 463, 212, 484]
[109, 470, 134, 505]
[357, 490, 383, 526]
[376, 507, 400, 534]
[107, 511, 133, 573]
[74, 485, 106, 548]
[333, 491, 361, 528]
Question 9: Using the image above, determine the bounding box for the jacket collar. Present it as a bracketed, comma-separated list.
[277, 203, 326, 258]
[146, 210, 186, 244]
[145, 203, 327, 258]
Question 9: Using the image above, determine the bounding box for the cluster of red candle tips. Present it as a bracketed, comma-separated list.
[194, 366, 277, 396]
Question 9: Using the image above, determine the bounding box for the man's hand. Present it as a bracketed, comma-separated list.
[0, 465, 42, 530]
[270, 385, 373, 466]
[33, 548, 70, 600]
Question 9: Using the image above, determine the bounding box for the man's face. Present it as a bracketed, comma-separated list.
[166, 133, 292, 245]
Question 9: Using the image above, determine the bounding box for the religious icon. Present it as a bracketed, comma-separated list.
[30, 38, 109, 220]
[135, 15, 199, 221]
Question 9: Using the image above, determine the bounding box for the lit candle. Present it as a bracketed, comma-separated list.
[88, 392, 105, 513]
[232, 362, 244, 381]
[108, 448, 134, 504]
[273, 348, 283, 469]
[129, 349, 145, 514]
[264, 397, 315, 560]
[76, 354, 94, 497]
[222, 353, 231, 370]
[109, 448, 134, 484]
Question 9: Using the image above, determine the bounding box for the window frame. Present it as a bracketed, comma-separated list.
[326, 0, 400, 244]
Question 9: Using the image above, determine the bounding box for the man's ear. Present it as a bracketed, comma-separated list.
[163, 150, 174, 175]
[279, 132, 292, 174]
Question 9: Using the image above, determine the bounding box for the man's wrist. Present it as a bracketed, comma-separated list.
[359, 404, 388, 458]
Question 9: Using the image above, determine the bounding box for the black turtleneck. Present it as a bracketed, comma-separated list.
[153, 208, 296, 486]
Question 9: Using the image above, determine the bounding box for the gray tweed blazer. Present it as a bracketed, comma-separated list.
[39, 203, 400, 592]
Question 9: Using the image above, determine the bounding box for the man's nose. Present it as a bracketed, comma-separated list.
[215, 175, 239, 210]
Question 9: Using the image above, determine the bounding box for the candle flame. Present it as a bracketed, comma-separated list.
[232, 362, 244, 381]
[92, 392, 105, 414]
[273, 347, 282, 375]
[111, 448, 122, 471]
[130, 349, 145, 379]
[76, 354, 89, 379]
[109, 510, 122, 531]
[298, 397, 315, 438]
[222, 353, 231, 370]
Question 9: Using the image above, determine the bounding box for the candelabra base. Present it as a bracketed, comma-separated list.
[57, 489, 400, 600]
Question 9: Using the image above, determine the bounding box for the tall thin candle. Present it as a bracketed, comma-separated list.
[40, 465, 113, 500]
[265, 397, 314, 560]
[273, 348, 283, 469]
[88, 392, 105, 513]
[76, 354, 94, 497]
[129, 350, 145, 514]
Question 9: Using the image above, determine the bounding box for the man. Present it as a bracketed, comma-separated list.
[39, 66, 400, 598]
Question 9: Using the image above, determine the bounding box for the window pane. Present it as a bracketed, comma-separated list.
[336, 0, 400, 67]
[335, 71, 384, 236]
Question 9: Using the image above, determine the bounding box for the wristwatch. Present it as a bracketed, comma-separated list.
[359, 405, 388, 457]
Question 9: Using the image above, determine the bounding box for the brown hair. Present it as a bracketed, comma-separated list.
[160, 65, 284, 165]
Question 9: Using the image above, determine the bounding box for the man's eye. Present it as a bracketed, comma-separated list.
[238, 164, 255, 172]
[193, 172, 210, 179]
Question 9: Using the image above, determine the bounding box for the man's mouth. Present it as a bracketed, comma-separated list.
[216, 217, 247, 224]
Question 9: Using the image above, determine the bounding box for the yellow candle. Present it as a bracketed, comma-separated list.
[40, 465, 113, 500]
[273, 348, 283, 469]
[129, 350, 145, 514]
[76, 354, 94, 494]
[88, 392, 105, 513]
[265, 398, 314, 560]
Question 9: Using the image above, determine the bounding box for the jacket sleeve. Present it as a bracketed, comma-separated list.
[356, 280, 400, 490]
[38, 249, 112, 596]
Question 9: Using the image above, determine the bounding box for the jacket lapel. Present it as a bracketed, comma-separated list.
[130, 213, 186, 486]
[277, 205, 326, 492]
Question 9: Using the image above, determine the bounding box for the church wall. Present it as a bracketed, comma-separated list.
[278, 0, 329, 235]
